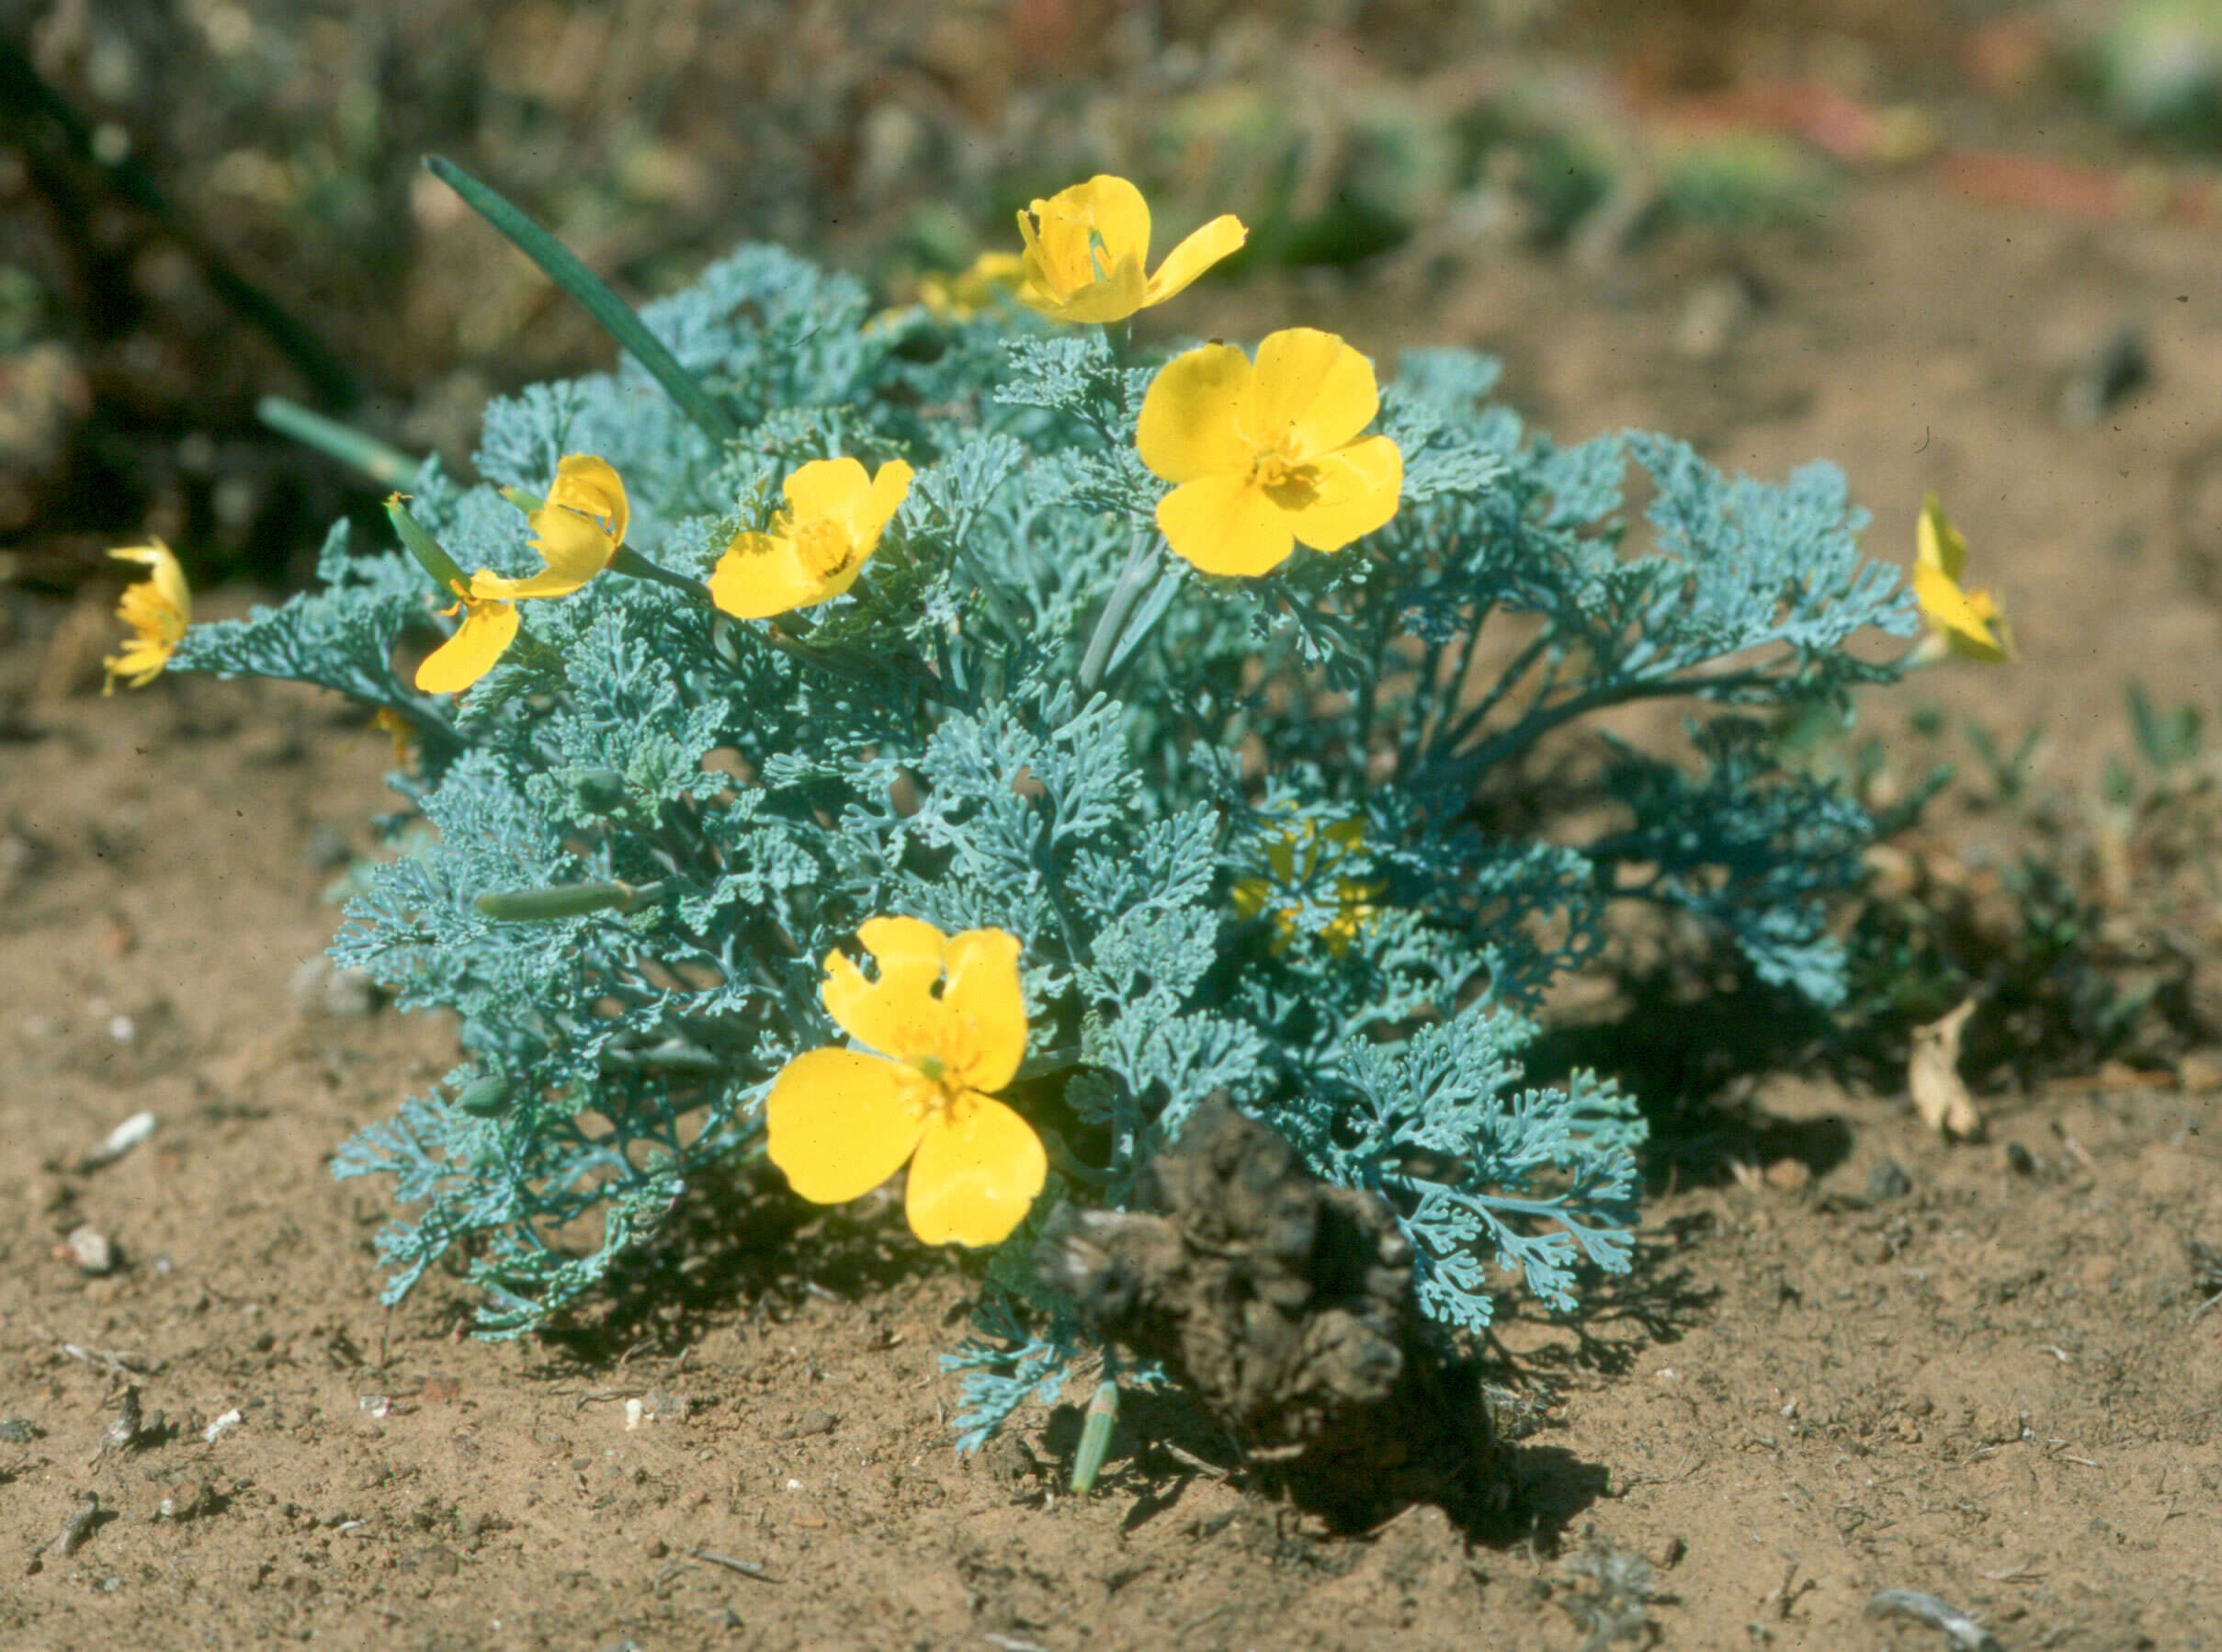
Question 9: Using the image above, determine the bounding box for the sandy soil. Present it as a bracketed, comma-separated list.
[7, 73, 2222, 1652]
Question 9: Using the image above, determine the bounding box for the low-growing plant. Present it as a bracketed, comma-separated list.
[132, 161, 1946, 1442]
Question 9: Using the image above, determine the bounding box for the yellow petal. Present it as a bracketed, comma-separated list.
[114, 581, 188, 649]
[1156, 473, 1294, 577]
[1246, 329, 1380, 458]
[549, 454, 629, 548]
[101, 639, 171, 693]
[414, 596, 519, 694]
[940, 928, 1026, 1093]
[1916, 492, 1968, 583]
[822, 916, 956, 1061]
[856, 459, 914, 548]
[1136, 344, 1255, 484]
[1230, 877, 1270, 920]
[110, 541, 190, 622]
[707, 532, 824, 620]
[1287, 436, 1403, 552]
[905, 1093, 1046, 1247]
[1032, 175, 1151, 285]
[784, 457, 875, 526]
[469, 563, 588, 602]
[1911, 561, 2010, 663]
[1063, 175, 1152, 266]
[1142, 213, 1247, 308]
[765, 1048, 927, 1205]
[1024, 260, 1148, 324]
[493, 498, 616, 598]
[1017, 175, 1153, 322]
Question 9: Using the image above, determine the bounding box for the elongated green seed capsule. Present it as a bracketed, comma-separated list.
[1070, 1379, 1118, 1495]
[452, 1076, 511, 1117]
[474, 881, 636, 922]
[385, 495, 469, 594]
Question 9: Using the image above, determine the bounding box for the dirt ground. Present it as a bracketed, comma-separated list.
[10, 10, 2222, 1651]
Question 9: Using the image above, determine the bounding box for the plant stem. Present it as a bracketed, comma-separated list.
[423, 155, 740, 446]
[609, 546, 710, 603]
[1434, 620, 1554, 758]
[1423, 665, 1782, 796]
[258, 397, 421, 488]
[1079, 531, 1158, 693]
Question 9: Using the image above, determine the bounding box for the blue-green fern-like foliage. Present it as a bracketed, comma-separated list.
[173, 241, 1914, 1423]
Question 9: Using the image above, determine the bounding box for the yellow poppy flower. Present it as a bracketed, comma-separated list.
[1232, 818, 1383, 957]
[766, 917, 1045, 1248]
[1137, 327, 1403, 577]
[1015, 175, 1246, 325]
[1912, 492, 2014, 663]
[918, 250, 1026, 321]
[414, 582, 520, 695]
[101, 540, 191, 694]
[470, 454, 629, 602]
[708, 458, 913, 620]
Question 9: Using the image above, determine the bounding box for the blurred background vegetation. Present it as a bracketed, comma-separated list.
[6, 0, 2220, 594]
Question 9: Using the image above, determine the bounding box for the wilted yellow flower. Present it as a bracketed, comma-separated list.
[102, 540, 190, 694]
[708, 458, 913, 620]
[414, 582, 520, 695]
[471, 454, 629, 602]
[918, 250, 1026, 321]
[1137, 328, 1403, 577]
[766, 917, 1045, 1247]
[1015, 175, 1246, 325]
[370, 707, 416, 767]
[1912, 492, 2014, 662]
[1232, 817, 1382, 957]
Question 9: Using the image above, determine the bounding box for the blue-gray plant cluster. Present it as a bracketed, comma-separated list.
[173, 243, 1914, 1431]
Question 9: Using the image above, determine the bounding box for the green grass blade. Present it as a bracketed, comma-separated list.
[423, 154, 740, 445]
[258, 397, 421, 488]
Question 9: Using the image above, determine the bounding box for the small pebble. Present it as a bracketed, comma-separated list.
[202, 1409, 244, 1443]
[2004, 1141, 2038, 1177]
[1763, 1158, 1811, 1194]
[78, 1110, 158, 1172]
[290, 956, 380, 1020]
[100, 1386, 143, 1455]
[157, 1481, 216, 1522]
[51, 1495, 101, 1557]
[1865, 1158, 1911, 1201]
[63, 1226, 116, 1274]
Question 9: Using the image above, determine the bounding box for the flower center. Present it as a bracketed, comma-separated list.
[1253, 438, 1319, 510]
[794, 517, 857, 583]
